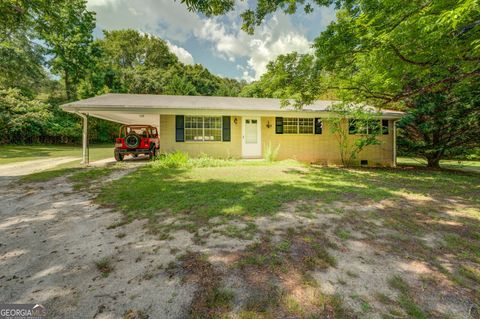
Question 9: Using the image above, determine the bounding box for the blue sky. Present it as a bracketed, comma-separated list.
[87, 0, 336, 81]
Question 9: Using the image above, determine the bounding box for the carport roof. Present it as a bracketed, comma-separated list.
[61, 93, 404, 118]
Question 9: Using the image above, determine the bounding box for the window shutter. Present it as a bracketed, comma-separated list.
[175, 115, 184, 142]
[348, 119, 356, 134]
[275, 117, 283, 134]
[314, 118, 322, 134]
[382, 120, 389, 135]
[222, 116, 231, 141]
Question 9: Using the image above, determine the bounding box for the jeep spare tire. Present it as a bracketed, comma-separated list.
[125, 133, 140, 148]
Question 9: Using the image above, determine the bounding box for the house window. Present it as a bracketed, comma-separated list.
[349, 119, 386, 135]
[283, 118, 314, 134]
[185, 116, 222, 141]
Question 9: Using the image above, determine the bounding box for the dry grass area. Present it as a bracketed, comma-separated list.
[1, 159, 479, 318]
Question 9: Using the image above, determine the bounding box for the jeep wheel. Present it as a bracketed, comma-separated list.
[125, 133, 140, 148]
[114, 151, 124, 161]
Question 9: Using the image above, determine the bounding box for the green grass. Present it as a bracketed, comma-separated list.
[4, 144, 116, 183]
[398, 157, 480, 172]
[21, 162, 119, 185]
[95, 257, 114, 278]
[69, 166, 118, 190]
[86, 157, 480, 316]
[0, 144, 113, 165]
[388, 276, 429, 319]
[21, 166, 81, 183]
[99, 159, 480, 225]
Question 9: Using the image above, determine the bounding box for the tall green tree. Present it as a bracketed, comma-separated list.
[38, 0, 96, 100]
[0, 0, 52, 93]
[79, 29, 243, 97]
[240, 52, 335, 104]
[184, 0, 480, 167]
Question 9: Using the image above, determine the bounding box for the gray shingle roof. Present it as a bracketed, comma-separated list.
[62, 93, 404, 118]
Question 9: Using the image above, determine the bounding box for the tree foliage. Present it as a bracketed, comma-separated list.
[240, 52, 336, 104]
[38, 0, 96, 100]
[327, 103, 382, 166]
[200, 0, 480, 167]
[1, 10, 243, 145]
[79, 29, 244, 98]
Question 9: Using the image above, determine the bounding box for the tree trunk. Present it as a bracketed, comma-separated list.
[426, 155, 440, 168]
[65, 70, 72, 101]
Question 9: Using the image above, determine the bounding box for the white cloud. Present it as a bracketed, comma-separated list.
[195, 14, 312, 81]
[87, 0, 333, 80]
[166, 41, 194, 65]
[87, 0, 202, 42]
[87, 0, 117, 6]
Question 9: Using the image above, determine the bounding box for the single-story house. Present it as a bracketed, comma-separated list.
[61, 93, 403, 166]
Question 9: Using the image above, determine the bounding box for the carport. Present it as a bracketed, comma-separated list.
[61, 95, 169, 164]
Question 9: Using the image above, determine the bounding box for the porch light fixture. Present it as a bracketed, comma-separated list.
[266, 120, 272, 128]
[234, 117, 238, 125]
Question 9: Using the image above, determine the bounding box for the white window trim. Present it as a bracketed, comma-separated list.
[283, 117, 315, 135]
[185, 116, 223, 142]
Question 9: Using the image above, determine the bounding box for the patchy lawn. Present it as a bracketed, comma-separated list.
[0, 144, 113, 165]
[96, 158, 480, 318]
[1, 157, 479, 318]
[398, 157, 480, 173]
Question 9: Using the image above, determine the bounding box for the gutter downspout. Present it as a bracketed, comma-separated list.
[73, 111, 89, 165]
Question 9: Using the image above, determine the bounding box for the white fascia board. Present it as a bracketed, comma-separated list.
[63, 106, 403, 120]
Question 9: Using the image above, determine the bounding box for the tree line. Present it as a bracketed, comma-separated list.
[0, 1, 245, 144]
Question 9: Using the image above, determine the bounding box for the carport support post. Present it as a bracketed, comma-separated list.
[393, 120, 397, 167]
[80, 113, 89, 165]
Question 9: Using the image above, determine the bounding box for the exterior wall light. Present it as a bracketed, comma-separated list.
[266, 120, 272, 128]
[234, 117, 238, 125]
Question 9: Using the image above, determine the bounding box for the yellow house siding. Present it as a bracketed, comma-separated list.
[159, 114, 394, 166]
[159, 115, 242, 158]
[261, 117, 394, 166]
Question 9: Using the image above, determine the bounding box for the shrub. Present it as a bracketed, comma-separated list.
[154, 151, 189, 168]
[263, 142, 280, 162]
[190, 153, 233, 167]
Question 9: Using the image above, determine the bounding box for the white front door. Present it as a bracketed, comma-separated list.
[242, 117, 262, 158]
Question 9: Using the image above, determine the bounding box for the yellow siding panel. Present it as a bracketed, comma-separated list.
[159, 114, 394, 166]
[160, 115, 242, 158]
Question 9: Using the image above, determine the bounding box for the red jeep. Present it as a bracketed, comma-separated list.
[114, 125, 159, 161]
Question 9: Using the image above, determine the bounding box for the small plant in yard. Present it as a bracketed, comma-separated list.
[263, 142, 280, 162]
[335, 228, 351, 240]
[95, 257, 113, 278]
[153, 151, 189, 168]
[327, 103, 382, 167]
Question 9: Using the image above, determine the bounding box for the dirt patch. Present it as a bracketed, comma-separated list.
[1, 166, 478, 318]
[0, 168, 194, 319]
[0, 157, 79, 177]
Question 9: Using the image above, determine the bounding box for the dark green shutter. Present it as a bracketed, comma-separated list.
[175, 115, 184, 142]
[382, 120, 389, 135]
[222, 116, 231, 141]
[314, 118, 322, 134]
[348, 119, 356, 134]
[275, 117, 283, 134]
